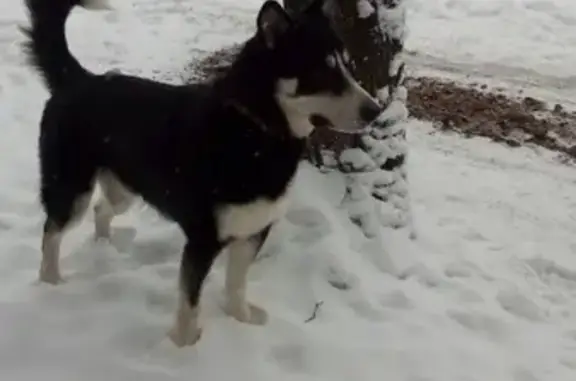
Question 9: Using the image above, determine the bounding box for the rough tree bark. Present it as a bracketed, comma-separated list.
[284, 0, 311, 13]
[285, 0, 414, 275]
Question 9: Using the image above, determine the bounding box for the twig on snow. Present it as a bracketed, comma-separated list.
[304, 301, 324, 323]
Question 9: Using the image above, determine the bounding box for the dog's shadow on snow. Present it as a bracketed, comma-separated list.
[65, 226, 182, 279]
[129, 236, 183, 266]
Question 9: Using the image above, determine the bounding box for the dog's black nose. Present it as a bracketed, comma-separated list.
[359, 101, 382, 123]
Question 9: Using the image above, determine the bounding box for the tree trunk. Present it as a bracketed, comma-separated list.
[184, 0, 414, 273]
[286, 0, 414, 275]
[283, 0, 311, 13]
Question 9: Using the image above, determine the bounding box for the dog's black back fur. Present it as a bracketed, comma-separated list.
[39, 73, 303, 230]
[23, 0, 314, 234]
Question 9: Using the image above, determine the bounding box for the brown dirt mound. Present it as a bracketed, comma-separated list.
[406, 77, 576, 162]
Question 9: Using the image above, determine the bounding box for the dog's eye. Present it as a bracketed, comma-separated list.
[342, 50, 350, 64]
[325, 55, 336, 68]
[296, 59, 346, 95]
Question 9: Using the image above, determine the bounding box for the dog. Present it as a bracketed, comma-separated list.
[21, 0, 382, 347]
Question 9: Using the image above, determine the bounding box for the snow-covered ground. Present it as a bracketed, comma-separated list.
[406, 0, 576, 109]
[407, 0, 576, 77]
[1, 0, 576, 380]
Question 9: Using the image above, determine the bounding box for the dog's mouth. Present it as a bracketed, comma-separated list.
[309, 114, 333, 129]
[309, 114, 367, 134]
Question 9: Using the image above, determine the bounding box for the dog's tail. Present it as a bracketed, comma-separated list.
[20, 0, 112, 93]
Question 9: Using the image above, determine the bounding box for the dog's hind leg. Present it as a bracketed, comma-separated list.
[94, 171, 134, 240]
[40, 177, 95, 285]
[168, 237, 221, 347]
[223, 227, 270, 326]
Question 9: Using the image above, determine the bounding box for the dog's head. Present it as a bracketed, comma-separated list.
[255, 0, 382, 137]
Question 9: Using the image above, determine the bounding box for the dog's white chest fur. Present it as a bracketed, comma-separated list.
[216, 196, 288, 240]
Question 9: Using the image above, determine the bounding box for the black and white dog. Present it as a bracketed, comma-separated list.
[22, 0, 381, 347]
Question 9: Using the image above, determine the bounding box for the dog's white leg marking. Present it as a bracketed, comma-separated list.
[40, 230, 64, 285]
[224, 238, 268, 325]
[217, 196, 289, 240]
[168, 291, 202, 347]
[94, 171, 134, 240]
[40, 193, 92, 285]
[94, 199, 114, 240]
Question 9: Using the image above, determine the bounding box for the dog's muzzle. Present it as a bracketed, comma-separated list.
[359, 100, 383, 124]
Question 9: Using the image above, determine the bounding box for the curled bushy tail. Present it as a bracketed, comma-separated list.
[20, 0, 112, 92]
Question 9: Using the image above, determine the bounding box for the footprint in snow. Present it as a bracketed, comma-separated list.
[142, 15, 164, 25]
[56, 227, 137, 280]
[0, 217, 11, 231]
[285, 207, 330, 230]
[347, 297, 388, 322]
[325, 264, 357, 291]
[154, 263, 179, 281]
[447, 308, 509, 341]
[92, 273, 132, 302]
[379, 290, 413, 310]
[437, 215, 465, 228]
[108, 226, 138, 254]
[102, 41, 128, 57]
[268, 342, 311, 374]
[8, 72, 27, 87]
[110, 320, 169, 354]
[129, 239, 181, 266]
[399, 263, 453, 288]
[104, 12, 119, 24]
[70, 238, 124, 279]
[454, 287, 485, 304]
[444, 260, 494, 281]
[560, 357, 576, 370]
[512, 368, 538, 381]
[461, 228, 488, 242]
[563, 329, 576, 341]
[496, 288, 544, 322]
[524, 257, 576, 288]
[285, 208, 332, 245]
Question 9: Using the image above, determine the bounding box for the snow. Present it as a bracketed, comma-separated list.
[357, 0, 375, 19]
[406, 0, 576, 83]
[1, 0, 576, 380]
[376, 0, 407, 43]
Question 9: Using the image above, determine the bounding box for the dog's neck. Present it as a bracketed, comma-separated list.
[214, 40, 308, 141]
[223, 99, 268, 133]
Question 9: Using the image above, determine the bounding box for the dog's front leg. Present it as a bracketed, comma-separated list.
[168, 240, 218, 347]
[168, 290, 202, 347]
[224, 235, 268, 325]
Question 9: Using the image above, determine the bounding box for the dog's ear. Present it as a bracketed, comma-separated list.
[257, 0, 291, 49]
[303, 0, 327, 17]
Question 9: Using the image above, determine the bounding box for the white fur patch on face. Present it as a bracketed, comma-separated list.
[277, 78, 299, 96]
[276, 78, 317, 137]
[326, 54, 336, 68]
[341, 50, 350, 64]
[275, 54, 379, 136]
[216, 196, 288, 240]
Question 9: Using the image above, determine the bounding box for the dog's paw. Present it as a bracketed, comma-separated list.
[167, 326, 203, 348]
[39, 270, 65, 285]
[94, 233, 111, 243]
[225, 301, 268, 325]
